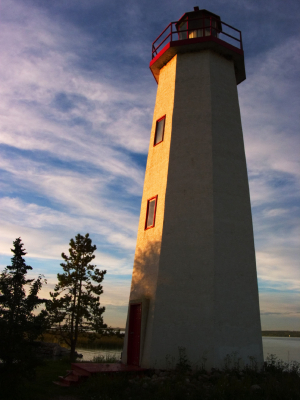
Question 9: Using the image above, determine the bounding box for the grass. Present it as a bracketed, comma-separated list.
[91, 354, 120, 363]
[41, 332, 124, 349]
[1, 354, 299, 400]
[262, 331, 300, 338]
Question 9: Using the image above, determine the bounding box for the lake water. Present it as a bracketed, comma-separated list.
[262, 337, 300, 363]
[77, 337, 300, 364]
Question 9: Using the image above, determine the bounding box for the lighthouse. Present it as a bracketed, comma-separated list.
[122, 8, 263, 370]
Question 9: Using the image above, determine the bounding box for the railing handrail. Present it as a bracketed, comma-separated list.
[219, 20, 241, 34]
[152, 16, 242, 59]
[152, 21, 173, 47]
[153, 32, 172, 57]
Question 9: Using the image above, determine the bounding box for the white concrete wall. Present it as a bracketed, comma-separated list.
[123, 49, 263, 370]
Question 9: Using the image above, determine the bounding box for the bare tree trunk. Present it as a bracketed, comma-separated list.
[73, 274, 83, 360]
[70, 339, 76, 361]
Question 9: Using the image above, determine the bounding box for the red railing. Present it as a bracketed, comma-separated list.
[152, 17, 243, 59]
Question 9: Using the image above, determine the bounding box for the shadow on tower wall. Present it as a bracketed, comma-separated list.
[130, 240, 162, 300]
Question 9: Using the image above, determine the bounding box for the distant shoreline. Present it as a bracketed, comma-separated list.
[262, 331, 300, 337]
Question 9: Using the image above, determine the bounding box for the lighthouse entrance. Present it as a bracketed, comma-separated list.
[127, 303, 142, 365]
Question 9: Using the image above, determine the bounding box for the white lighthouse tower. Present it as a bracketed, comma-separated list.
[122, 8, 263, 370]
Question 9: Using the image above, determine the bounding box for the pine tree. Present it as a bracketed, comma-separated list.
[47, 233, 107, 360]
[0, 238, 48, 377]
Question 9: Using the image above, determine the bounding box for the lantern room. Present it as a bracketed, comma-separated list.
[150, 7, 246, 85]
[176, 8, 222, 40]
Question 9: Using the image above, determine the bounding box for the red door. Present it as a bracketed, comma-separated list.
[127, 303, 142, 365]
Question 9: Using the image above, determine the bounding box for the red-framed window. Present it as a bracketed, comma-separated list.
[145, 196, 158, 230]
[154, 115, 166, 146]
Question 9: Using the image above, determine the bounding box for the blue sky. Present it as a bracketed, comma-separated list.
[0, 0, 299, 330]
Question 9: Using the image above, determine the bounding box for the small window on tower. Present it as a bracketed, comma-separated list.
[154, 116, 165, 146]
[145, 196, 157, 229]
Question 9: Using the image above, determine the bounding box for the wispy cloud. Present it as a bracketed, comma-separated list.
[0, 0, 150, 272]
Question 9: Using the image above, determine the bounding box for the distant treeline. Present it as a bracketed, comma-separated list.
[42, 331, 124, 349]
[262, 331, 300, 337]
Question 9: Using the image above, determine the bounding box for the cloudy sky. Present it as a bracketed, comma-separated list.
[0, 0, 299, 330]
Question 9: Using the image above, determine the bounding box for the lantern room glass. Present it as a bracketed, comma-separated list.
[178, 16, 219, 40]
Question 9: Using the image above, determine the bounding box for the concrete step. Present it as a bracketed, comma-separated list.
[54, 362, 146, 387]
[71, 363, 92, 376]
[53, 380, 70, 387]
[57, 376, 79, 386]
[67, 368, 89, 377]
[59, 373, 79, 383]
